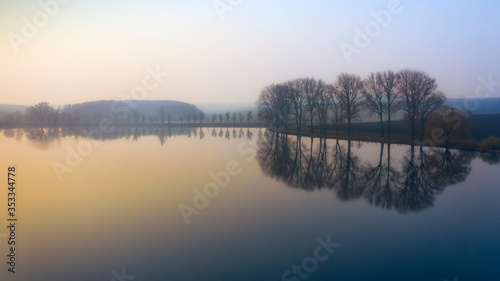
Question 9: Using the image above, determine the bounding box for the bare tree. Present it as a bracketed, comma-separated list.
[287, 79, 306, 132]
[334, 73, 364, 136]
[218, 113, 224, 123]
[418, 90, 446, 140]
[238, 112, 244, 123]
[193, 113, 198, 123]
[246, 111, 253, 123]
[315, 89, 330, 135]
[363, 72, 385, 137]
[232, 112, 237, 123]
[398, 69, 443, 140]
[211, 113, 217, 123]
[187, 113, 192, 123]
[302, 78, 325, 133]
[225, 111, 231, 123]
[377, 71, 400, 138]
[256, 83, 291, 129]
[326, 84, 345, 135]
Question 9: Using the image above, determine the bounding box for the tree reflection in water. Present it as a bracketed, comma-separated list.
[1, 126, 256, 148]
[257, 131, 482, 214]
[0, 127, 493, 213]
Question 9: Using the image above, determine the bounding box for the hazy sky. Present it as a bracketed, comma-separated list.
[1, 0, 500, 106]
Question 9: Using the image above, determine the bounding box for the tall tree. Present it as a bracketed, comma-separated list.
[363, 73, 385, 137]
[315, 89, 330, 135]
[246, 111, 253, 123]
[418, 90, 446, 140]
[302, 78, 325, 133]
[326, 84, 345, 135]
[26, 102, 54, 124]
[377, 70, 400, 138]
[287, 79, 306, 132]
[256, 84, 291, 129]
[398, 69, 443, 140]
[334, 73, 364, 136]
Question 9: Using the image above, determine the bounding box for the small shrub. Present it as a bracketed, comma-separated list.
[480, 136, 500, 151]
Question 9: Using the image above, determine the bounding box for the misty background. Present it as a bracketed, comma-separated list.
[1, 0, 500, 107]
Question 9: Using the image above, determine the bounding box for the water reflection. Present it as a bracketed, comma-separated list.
[1, 126, 495, 214]
[257, 131, 484, 214]
[1, 126, 256, 147]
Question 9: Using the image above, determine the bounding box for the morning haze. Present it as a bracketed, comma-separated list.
[1, 1, 500, 281]
[1, 0, 500, 106]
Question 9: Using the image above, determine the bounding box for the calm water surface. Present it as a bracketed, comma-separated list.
[0, 127, 499, 281]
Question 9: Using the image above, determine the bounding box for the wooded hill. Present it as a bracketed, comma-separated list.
[63, 100, 201, 123]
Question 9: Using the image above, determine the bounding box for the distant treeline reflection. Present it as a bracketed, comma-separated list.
[1, 126, 257, 147]
[3, 127, 498, 213]
[257, 131, 498, 213]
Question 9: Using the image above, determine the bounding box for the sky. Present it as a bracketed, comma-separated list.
[1, 0, 500, 106]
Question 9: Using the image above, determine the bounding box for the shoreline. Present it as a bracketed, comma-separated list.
[268, 128, 500, 153]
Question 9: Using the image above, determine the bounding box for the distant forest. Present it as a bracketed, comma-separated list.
[0, 100, 261, 126]
[1, 100, 203, 125]
[64, 100, 201, 124]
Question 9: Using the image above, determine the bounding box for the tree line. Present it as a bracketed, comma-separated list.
[208, 111, 255, 124]
[2, 101, 260, 126]
[256, 69, 447, 140]
[0, 100, 207, 125]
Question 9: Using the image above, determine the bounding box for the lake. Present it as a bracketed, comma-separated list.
[0, 127, 499, 281]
